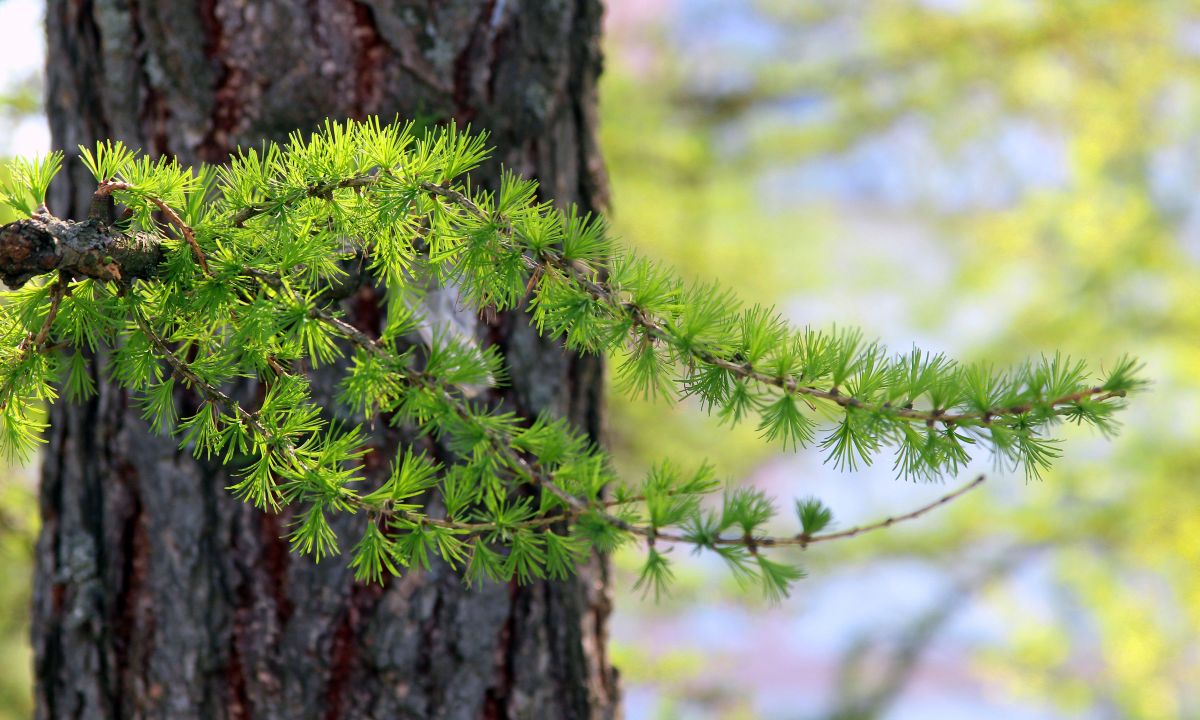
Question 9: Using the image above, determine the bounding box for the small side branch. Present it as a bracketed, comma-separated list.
[231, 175, 379, 227]
[30, 274, 66, 349]
[418, 180, 1125, 429]
[641, 474, 986, 549]
[95, 181, 209, 275]
[799, 474, 985, 546]
[133, 310, 255, 426]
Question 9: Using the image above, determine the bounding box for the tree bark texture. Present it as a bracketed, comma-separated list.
[33, 2, 615, 718]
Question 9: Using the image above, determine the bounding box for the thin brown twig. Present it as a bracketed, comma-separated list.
[95, 181, 210, 275]
[134, 310, 259, 430]
[27, 274, 66, 350]
[614, 474, 986, 549]
[230, 175, 379, 227]
[215, 175, 1119, 435]
[797, 474, 985, 546]
[418, 180, 1124, 428]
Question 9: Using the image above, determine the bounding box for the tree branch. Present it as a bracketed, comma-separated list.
[0, 214, 161, 288]
[418, 181, 1124, 428]
[94, 181, 210, 274]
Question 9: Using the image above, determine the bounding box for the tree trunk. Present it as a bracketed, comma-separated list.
[33, 2, 615, 718]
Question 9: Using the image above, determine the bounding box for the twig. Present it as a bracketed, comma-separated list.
[599, 474, 986, 550]
[6, 179, 1130, 432]
[1, 275, 70, 411]
[797, 474, 985, 546]
[133, 310, 258, 430]
[19, 274, 66, 352]
[419, 180, 1124, 428]
[230, 175, 379, 227]
[95, 181, 210, 275]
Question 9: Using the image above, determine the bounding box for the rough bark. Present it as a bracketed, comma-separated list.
[0, 214, 163, 287]
[33, 2, 615, 718]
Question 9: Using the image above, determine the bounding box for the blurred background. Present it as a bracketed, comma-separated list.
[2, 0, 1198, 717]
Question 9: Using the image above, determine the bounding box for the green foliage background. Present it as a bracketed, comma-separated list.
[600, 1, 1200, 718]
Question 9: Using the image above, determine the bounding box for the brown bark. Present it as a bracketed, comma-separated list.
[33, 2, 615, 718]
[0, 214, 163, 287]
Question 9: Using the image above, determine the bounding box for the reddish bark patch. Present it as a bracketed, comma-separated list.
[197, 0, 245, 162]
[350, 2, 386, 119]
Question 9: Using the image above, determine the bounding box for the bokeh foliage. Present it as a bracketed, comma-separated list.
[603, 0, 1200, 717]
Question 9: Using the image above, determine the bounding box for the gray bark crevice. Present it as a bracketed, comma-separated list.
[35, 1, 616, 718]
